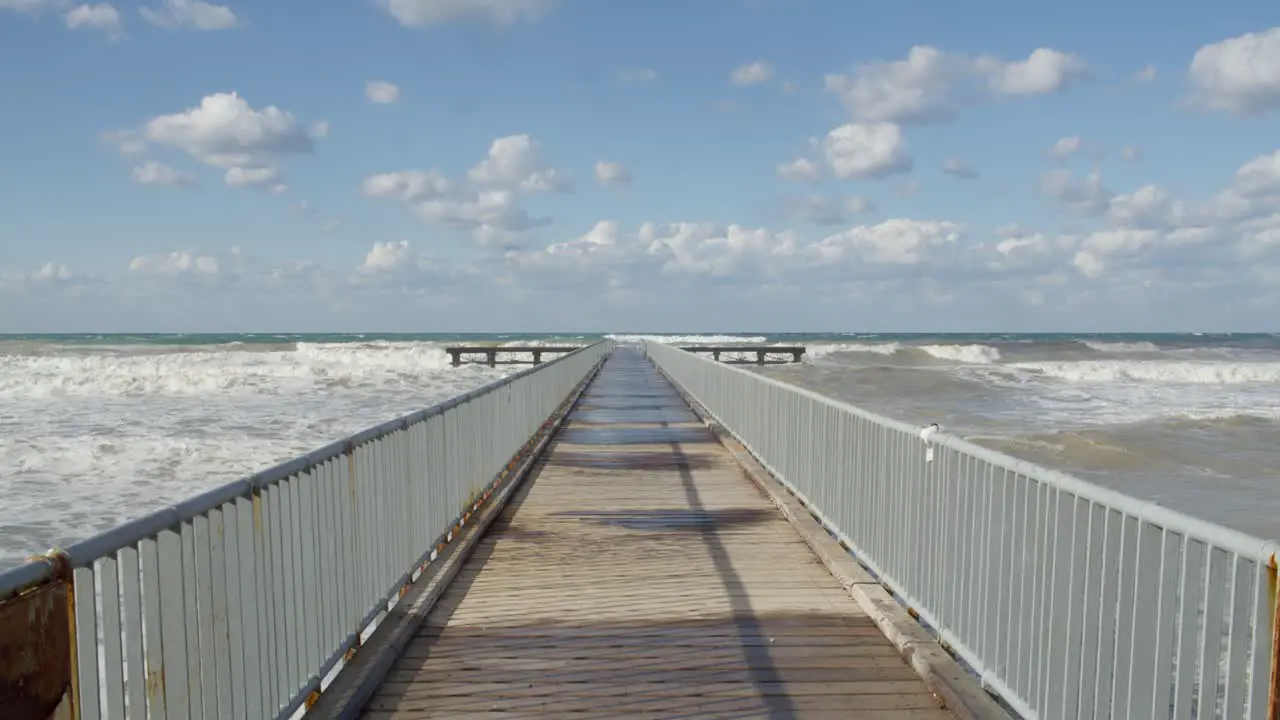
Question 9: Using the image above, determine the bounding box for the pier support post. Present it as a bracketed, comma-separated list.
[448, 349, 462, 367]
[533, 350, 543, 365]
[486, 350, 496, 368]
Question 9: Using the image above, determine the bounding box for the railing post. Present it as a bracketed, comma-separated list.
[0, 551, 75, 720]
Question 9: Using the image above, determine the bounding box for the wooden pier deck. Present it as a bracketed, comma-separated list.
[356, 349, 957, 719]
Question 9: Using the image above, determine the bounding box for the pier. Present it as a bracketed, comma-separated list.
[2, 341, 1277, 720]
[446, 345, 581, 367]
[677, 345, 806, 364]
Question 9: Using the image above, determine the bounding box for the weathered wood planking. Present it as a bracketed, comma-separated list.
[363, 349, 953, 719]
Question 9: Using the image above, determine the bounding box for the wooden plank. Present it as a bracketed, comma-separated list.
[359, 349, 952, 718]
[364, 711, 951, 720]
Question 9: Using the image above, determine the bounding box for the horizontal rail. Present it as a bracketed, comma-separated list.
[643, 340, 1279, 720]
[0, 340, 613, 719]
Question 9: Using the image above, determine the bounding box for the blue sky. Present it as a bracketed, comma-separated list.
[1, 0, 1278, 332]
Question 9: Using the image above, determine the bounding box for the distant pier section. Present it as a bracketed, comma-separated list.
[678, 345, 805, 364]
[446, 344, 807, 367]
[446, 346, 581, 367]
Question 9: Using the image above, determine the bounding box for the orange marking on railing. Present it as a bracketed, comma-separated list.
[1267, 553, 1279, 720]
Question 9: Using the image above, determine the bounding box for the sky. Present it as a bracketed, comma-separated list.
[0, 0, 1278, 333]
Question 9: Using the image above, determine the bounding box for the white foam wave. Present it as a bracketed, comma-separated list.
[498, 339, 589, 348]
[0, 341, 513, 567]
[806, 342, 1000, 363]
[0, 341, 462, 398]
[918, 344, 1002, 364]
[805, 343, 901, 359]
[1171, 407, 1280, 422]
[606, 334, 769, 344]
[1083, 340, 1161, 353]
[1013, 360, 1280, 385]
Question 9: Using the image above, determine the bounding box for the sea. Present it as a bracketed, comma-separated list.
[1, 332, 1277, 571]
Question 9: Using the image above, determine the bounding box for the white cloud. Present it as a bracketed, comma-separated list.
[823, 45, 1088, 125]
[806, 219, 962, 266]
[821, 122, 912, 180]
[785, 194, 875, 225]
[844, 196, 874, 214]
[941, 157, 977, 179]
[139, 0, 237, 30]
[594, 160, 631, 186]
[1106, 184, 1185, 228]
[31, 263, 73, 282]
[366, 80, 400, 104]
[360, 241, 413, 273]
[776, 157, 821, 183]
[132, 161, 195, 187]
[129, 250, 221, 276]
[15, 150, 1280, 328]
[1135, 64, 1157, 84]
[1049, 136, 1083, 162]
[0, 0, 50, 12]
[65, 4, 122, 39]
[507, 220, 800, 280]
[1231, 150, 1280, 197]
[1040, 168, 1111, 216]
[363, 135, 566, 243]
[100, 129, 147, 156]
[1122, 145, 1143, 162]
[975, 48, 1088, 95]
[382, 0, 552, 28]
[506, 217, 969, 284]
[730, 60, 775, 86]
[467, 134, 567, 192]
[1018, 148, 1280, 279]
[618, 68, 657, 84]
[361, 169, 451, 202]
[111, 92, 321, 189]
[224, 165, 281, 188]
[1188, 27, 1280, 116]
[356, 240, 449, 279]
[823, 46, 964, 124]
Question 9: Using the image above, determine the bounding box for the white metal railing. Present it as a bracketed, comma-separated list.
[0, 340, 611, 719]
[644, 341, 1278, 720]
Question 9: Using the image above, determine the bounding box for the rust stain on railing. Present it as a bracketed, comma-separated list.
[1268, 553, 1279, 720]
[0, 556, 73, 720]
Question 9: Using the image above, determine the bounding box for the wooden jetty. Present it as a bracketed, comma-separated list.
[678, 345, 806, 364]
[446, 346, 581, 367]
[315, 348, 992, 719]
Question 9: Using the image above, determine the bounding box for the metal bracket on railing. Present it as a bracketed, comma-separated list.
[919, 424, 939, 464]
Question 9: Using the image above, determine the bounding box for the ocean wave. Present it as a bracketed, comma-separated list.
[806, 342, 901, 358]
[917, 344, 1002, 364]
[1081, 340, 1161, 353]
[0, 341, 483, 398]
[1013, 360, 1280, 384]
[806, 342, 1001, 364]
[605, 334, 769, 344]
